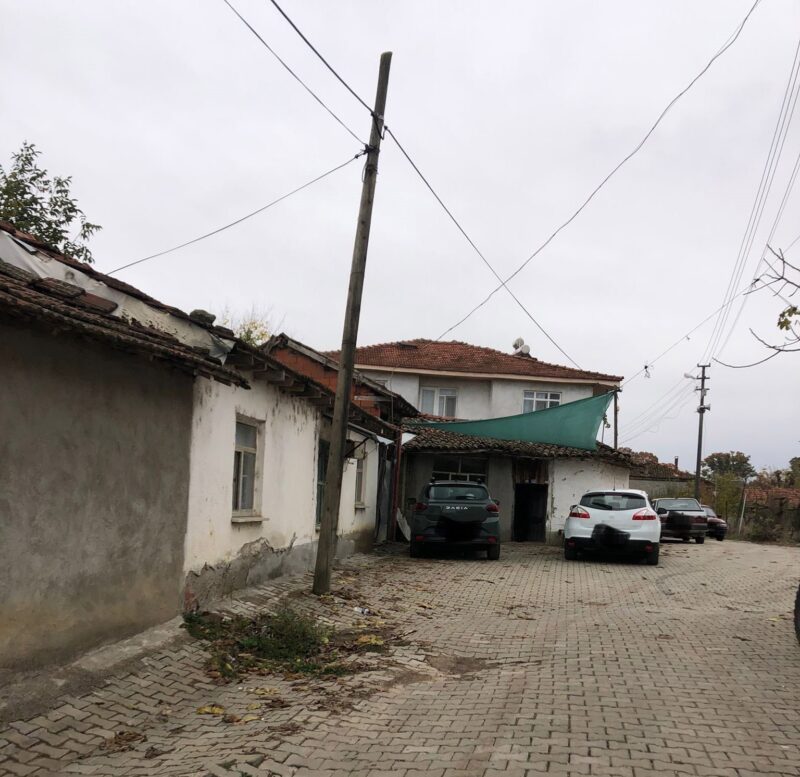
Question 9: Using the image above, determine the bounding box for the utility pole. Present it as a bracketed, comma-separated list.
[693, 364, 710, 500]
[613, 391, 619, 450]
[313, 52, 392, 596]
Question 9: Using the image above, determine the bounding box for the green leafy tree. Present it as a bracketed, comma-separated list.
[0, 142, 100, 263]
[702, 451, 756, 480]
[785, 457, 800, 487]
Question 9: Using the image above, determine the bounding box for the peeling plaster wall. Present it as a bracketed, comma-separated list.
[184, 377, 379, 607]
[0, 323, 193, 670]
[549, 459, 630, 540]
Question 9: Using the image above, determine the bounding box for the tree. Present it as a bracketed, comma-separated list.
[702, 451, 756, 480]
[0, 142, 100, 263]
[788, 457, 800, 487]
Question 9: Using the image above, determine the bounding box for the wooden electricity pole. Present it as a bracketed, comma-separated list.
[313, 52, 392, 595]
[693, 364, 710, 500]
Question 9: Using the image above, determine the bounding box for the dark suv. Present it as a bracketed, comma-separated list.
[410, 480, 501, 559]
[651, 497, 708, 543]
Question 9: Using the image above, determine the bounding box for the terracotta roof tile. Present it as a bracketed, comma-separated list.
[326, 339, 621, 382]
[402, 423, 630, 465]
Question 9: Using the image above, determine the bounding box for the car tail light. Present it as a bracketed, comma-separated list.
[692, 516, 706, 523]
[486, 503, 499, 513]
[487, 536, 497, 543]
[414, 535, 424, 542]
[632, 509, 657, 520]
[569, 507, 590, 519]
[414, 502, 427, 512]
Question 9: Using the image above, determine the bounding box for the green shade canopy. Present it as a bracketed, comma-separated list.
[419, 392, 615, 451]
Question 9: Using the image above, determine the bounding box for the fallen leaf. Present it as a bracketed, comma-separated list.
[223, 714, 240, 724]
[356, 634, 385, 646]
[239, 714, 260, 724]
[196, 705, 225, 716]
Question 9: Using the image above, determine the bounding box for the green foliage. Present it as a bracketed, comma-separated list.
[0, 142, 100, 263]
[183, 607, 381, 682]
[702, 451, 756, 480]
[788, 457, 800, 487]
[778, 305, 798, 331]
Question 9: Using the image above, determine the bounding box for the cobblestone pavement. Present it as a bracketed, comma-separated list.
[2, 540, 799, 777]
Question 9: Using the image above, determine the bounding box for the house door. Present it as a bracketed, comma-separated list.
[513, 483, 548, 542]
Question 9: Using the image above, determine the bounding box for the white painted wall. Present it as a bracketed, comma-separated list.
[185, 376, 379, 574]
[548, 459, 630, 535]
[360, 368, 597, 421]
[489, 380, 594, 418]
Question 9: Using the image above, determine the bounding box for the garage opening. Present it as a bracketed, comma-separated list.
[513, 483, 548, 541]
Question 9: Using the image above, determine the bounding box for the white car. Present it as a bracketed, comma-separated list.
[564, 489, 660, 565]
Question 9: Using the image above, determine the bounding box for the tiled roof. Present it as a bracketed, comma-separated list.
[746, 486, 800, 507]
[0, 257, 247, 386]
[402, 423, 631, 465]
[326, 339, 621, 382]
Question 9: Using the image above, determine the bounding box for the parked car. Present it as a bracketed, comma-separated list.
[564, 489, 660, 565]
[409, 480, 501, 559]
[701, 505, 728, 541]
[651, 497, 708, 543]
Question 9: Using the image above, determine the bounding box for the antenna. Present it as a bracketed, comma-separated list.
[512, 337, 524, 350]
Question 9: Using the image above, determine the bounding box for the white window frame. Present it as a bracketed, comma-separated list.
[419, 386, 458, 417]
[354, 453, 366, 508]
[232, 417, 262, 520]
[523, 390, 562, 413]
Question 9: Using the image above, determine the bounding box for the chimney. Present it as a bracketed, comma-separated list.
[674, 456, 679, 469]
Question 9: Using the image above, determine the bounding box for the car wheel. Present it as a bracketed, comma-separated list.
[410, 541, 421, 558]
[794, 583, 800, 644]
[716, 533, 725, 542]
[564, 543, 578, 561]
[487, 544, 501, 561]
[695, 536, 705, 544]
[645, 545, 660, 566]
[682, 537, 691, 543]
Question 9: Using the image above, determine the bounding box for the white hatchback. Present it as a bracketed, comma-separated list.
[564, 489, 660, 565]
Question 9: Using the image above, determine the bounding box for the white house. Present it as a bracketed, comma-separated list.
[327, 338, 630, 543]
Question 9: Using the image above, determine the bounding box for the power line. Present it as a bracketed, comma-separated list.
[221, 0, 365, 145]
[107, 152, 363, 275]
[716, 140, 800, 356]
[384, 127, 581, 367]
[262, 0, 581, 366]
[703, 32, 800, 361]
[436, 0, 764, 339]
[267, 0, 373, 115]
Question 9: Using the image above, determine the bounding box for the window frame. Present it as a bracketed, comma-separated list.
[354, 453, 366, 508]
[232, 417, 261, 519]
[419, 386, 458, 417]
[522, 390, 562, 413]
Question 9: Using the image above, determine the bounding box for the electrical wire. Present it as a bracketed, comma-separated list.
[107, 152, 363, 275]
[436, 0, 765, 340]
[267, 0, 373, 115]
[221, 0, 365, 145]
[716, 141, 800, 356]
[703, 32, 800, 361]
[384, 127, 581, 367]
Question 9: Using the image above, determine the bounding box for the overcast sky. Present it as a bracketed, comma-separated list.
[2, 0, 799, 471]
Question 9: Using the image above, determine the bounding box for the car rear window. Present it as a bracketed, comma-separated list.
[657, 498, 702, 510]
[427, 484, 488, 501]
[580, 492, 647, 511]
[703, 506, 718, 517]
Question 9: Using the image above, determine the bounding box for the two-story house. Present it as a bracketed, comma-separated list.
[328, 339, 631, 544]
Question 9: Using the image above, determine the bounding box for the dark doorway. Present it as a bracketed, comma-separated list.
[513, 483, 548, 542]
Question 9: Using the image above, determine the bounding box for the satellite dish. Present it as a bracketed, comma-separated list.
[512, 337, 525, 350]
[520, 344, 530, 355]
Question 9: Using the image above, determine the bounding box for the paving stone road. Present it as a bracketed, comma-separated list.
[1, 540, 799, 777]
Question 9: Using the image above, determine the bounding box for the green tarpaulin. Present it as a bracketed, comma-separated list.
[420, 392, 615, 451]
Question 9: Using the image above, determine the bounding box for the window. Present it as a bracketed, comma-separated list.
[427, 484, 488, 501]
[523, 390, 561, 413]
[420, 387, 458, 417]
[354, 454, 366, 506]
[233, 421, 258, 514]
[579, 492, 647, 511]
[316, 440, 330, 528]
[431, 455, 487, 484]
